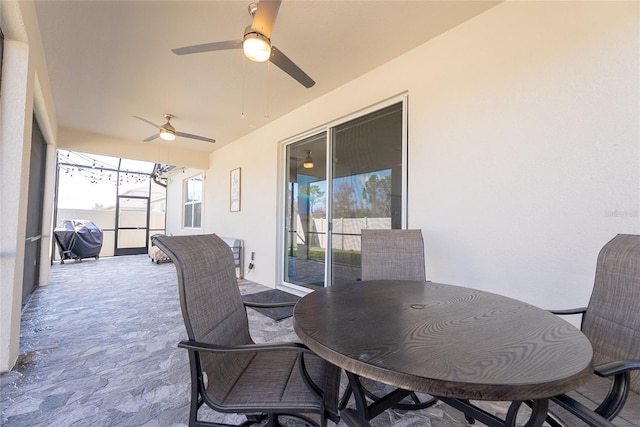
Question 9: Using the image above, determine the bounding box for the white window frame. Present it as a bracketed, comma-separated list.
[183, 175, 203, 229]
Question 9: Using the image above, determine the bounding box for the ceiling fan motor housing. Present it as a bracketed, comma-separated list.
[161, 122, 175, 133]
[160, 117, 176, 140]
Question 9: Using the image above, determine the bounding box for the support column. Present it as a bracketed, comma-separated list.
[38, 143, 58, 286]
[0, 39, 35, 372]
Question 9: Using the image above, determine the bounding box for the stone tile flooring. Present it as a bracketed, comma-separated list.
[1, 254, 515, 427]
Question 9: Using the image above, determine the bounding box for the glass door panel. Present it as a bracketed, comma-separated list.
[149, 179, 167, 237]
[330, 102, 404, 285]
[282, 99, 405, 289]
[284, 133, 327, 291]
[115, 195, 149, 255]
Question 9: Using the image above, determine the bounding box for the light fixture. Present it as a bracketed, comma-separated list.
[243, 26, 271, 62]
[159, 114, 176, 141]
[303, 151, 314, 169]
[159, 127, 176, 141]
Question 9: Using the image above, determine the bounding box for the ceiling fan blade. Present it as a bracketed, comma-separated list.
[176, 131, 216, 144]
[133, 115, 160, 129]
[144, 134, 159, 142]
[172, 40, 242, 56]
[251, 0, 281, 39]
[270, 46, 315, 88]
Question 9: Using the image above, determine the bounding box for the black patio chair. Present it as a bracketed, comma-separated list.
[546, 234, 640, 426]
[340, 229, 437, 412]
[155, 234, 341, 427]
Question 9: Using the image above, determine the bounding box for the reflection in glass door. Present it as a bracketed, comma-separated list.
[284, 133, 327, 290]
[283, 99, 406, 290]
[330, 102, 405, 285]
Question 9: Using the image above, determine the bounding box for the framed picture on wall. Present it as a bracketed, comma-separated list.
[230, 168, 241, 212]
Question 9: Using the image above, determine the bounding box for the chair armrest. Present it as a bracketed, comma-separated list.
[178, 339, 313, 354]
[589, 359, 640, 419]
[549, 307, 588, 315]
[243, 300, 297, 308]
[595, 360, 640, 377]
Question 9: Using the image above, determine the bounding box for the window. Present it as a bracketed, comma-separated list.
[184, 176, 202, 228]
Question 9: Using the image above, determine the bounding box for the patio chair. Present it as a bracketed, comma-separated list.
[342, 229, 437, 413]
[154, 234, 341, 427]
[547, 234, 640, 426]
[360, 229, 426, 281]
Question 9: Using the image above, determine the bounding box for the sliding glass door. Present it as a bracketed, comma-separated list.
[283, 99, 406, 290]
[284, 133, 327, 290]
[330, 102, 405, 285]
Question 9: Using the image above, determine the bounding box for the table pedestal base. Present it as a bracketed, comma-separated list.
[438, 397, 548, 427]
[346, 372, 549, 427]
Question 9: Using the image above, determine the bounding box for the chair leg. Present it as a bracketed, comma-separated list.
[190, 389, 204, 426]
[340, 383, 354, 410]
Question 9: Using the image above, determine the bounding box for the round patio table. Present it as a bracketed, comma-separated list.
[293, 280, 594, 426]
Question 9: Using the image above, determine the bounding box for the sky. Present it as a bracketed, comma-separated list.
[56, 150, 159, 210]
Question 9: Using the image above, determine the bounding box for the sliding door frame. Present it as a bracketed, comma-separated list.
[278, 94, 409, 292]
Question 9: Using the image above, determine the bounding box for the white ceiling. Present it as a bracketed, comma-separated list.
[34, 0, 499, 154]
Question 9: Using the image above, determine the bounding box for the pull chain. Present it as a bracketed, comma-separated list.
[241, 55, 246, 119]
[265, 60, 271, 118]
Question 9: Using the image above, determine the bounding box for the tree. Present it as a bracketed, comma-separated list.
[362, 174, 391, 217]
[299, 184, 325, 218]
[333, 183, 356, 218]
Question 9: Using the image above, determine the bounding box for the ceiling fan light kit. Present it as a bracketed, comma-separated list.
[159, 128, 176, 141]
[303, 151, 314, 169]
[160, 115, 177, 140]
[243, 28, 271, 62]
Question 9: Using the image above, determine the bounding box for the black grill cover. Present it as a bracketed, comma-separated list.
[54, 220, 103, 260]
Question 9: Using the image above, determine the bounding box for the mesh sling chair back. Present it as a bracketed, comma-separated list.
[155, 234, 341, 427]
[548, 234, 640, 426]
[360, 229, 426, 282]
[345, 229, 437, 413]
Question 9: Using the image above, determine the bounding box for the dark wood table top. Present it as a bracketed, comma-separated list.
[293, 280, 594, 401]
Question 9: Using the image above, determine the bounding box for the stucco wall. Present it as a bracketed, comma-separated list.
[178, 1, 639, 310]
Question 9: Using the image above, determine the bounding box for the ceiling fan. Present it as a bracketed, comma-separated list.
[172, 0, 315, 89]
[134, 114, 216, 143]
